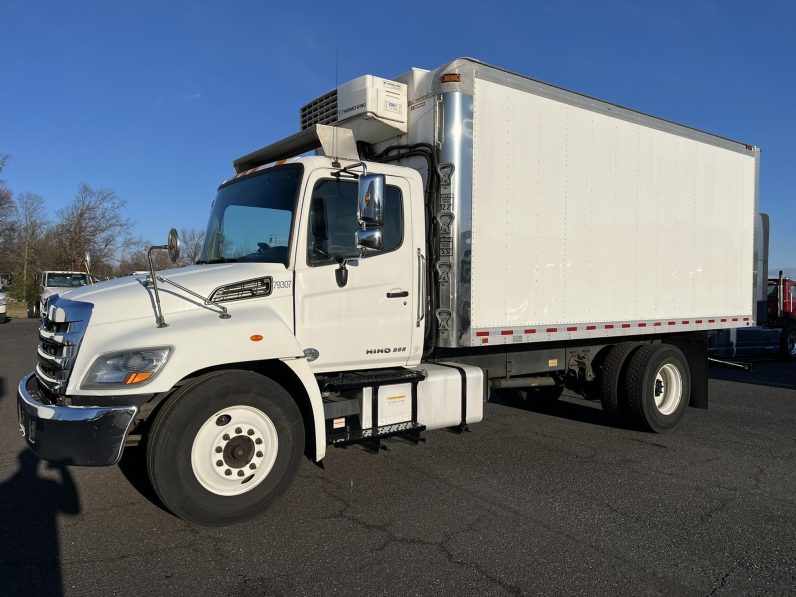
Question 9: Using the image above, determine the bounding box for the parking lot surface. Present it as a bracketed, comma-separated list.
[1, 317, 795, 596]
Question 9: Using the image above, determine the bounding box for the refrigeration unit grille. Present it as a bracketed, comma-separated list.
[300, 89, 338, 130]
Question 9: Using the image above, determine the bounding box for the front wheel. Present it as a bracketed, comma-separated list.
[146, 370, 305, 526]
[623, 344, 691, 433]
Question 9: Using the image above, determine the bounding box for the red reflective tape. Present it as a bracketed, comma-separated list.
[605, 324, 614, 329]
[720, 318, 727, 322]
[501, 330, 513, 336]
[682, 320, 690, 324]
[638, 323, 647, 327]
[732, 318, 738, 322]
[475, 331, 488, 337]
[621, 324, 630, 328]
[743, 317, 749, 321]
[668, 321, 676, 326]
[696, 320, 703, 324]
[586, 325, 597, 330]
[653, 322, 661, 327]
[708, 319, 715, 323]
[567, 326, 577, 331]
[524, 329, 536, 334]
[546, 327, 558, 332]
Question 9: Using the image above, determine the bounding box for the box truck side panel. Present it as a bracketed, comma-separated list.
[470, 77, 755, 339]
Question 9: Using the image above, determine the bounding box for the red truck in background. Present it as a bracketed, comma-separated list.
[709, 214, 796, 361]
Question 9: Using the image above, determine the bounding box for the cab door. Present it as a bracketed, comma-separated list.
[294, 172, 417, 372]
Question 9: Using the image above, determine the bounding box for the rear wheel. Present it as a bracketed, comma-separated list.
[780, 327, 796, 361]
[624, 344, 690, 432]
[146, 370, 304, 526]
[599, 342, 642, 413]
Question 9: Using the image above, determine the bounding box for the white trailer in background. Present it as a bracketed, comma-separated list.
[18, 58, 758, 525]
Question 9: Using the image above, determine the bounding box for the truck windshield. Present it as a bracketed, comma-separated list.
[46, 273, 88, 287]
[199, 164, 303, 265]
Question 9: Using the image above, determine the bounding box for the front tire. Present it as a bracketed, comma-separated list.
[146, 370, 305, 526]
[624, 344, 690, 432]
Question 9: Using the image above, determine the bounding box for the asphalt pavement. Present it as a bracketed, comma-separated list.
[1, 316, 795, 596]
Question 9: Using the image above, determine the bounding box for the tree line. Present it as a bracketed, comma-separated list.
[0, 154, 205, 302]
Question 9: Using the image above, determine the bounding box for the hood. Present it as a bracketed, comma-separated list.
[54, 263, 291, 325]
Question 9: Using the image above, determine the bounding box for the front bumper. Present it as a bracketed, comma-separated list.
[16, 372, 137, 466]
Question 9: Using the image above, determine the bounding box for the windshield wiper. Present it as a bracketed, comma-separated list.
[197, 258, 238, 264]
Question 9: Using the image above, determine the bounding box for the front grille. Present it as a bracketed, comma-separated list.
[35, 297, 93, 394]
[300, 89, 338, 130]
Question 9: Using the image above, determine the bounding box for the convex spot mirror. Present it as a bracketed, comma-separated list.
[167, 228, 180, 264]
[357, 174, 385, 226]
[355, 229, 383, 252]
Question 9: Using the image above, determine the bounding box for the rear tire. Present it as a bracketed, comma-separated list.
[599, 342, 643, 413]
[624, 344, 690, 432]
[780, 327, 796, 361]
[146, 370, 304, 526]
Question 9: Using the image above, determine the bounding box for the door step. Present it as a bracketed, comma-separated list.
[328, 421, 426, 448]
[318, 368, 427, 392]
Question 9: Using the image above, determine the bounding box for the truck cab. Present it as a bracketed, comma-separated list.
[38, 270, 89, 314]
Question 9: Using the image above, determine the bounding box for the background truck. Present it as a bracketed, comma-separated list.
[33, 270, 90, 316]
[17, 58, 758, 525]
[709, 213, 795, 360]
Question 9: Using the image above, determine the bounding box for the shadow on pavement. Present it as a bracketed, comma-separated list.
[117, 446, 168, 513]
[710, 361, 796, 391]
[0, 451, 80, 597]
[490, 390, 630, 430]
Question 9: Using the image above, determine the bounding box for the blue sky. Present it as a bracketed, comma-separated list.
[1, 1, 794, 269]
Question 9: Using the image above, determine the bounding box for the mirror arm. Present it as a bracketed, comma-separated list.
[155, 275, 230, 319]
[147, 245, 168, 328]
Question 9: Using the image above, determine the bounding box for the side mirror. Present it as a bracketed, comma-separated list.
[357, 174, 385, 226]
[355, 229, 383, 252]
[167, 228, 181, 264]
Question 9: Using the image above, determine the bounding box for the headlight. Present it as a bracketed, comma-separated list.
[82, 347, 172, 389]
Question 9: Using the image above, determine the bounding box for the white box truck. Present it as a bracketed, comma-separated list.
[17, 58, 758, 525]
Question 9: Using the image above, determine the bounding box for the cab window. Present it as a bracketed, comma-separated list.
[307, 178, 402, 266]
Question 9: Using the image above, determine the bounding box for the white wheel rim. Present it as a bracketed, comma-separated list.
[653, 363, 683, 416]
[191, 405, 279, 497]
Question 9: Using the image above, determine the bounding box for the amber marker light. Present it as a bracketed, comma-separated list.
[124, 372, 155, 384]
[440, 73, 461, 83]
[250, 335, 264, 342]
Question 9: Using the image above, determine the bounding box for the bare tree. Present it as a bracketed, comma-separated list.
[8, 192, 47, 301]
[179, 227, 206, 266]
[52, 184, 132, 273]
[0, 155, 15, 268]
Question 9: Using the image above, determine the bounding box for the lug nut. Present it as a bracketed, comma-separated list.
[256, 451, 263, 458]
[249, 463, 256, 470]
[237, 470, 245, 477]
[247, 429, 254, 436]
[215, 446, 222, 453]
[223, 433, 230, 441]
[225, 469, 232, 476]
[255, 438, 263, 445]
[235, 427, 242, 434]
[216, 460, 223, 467]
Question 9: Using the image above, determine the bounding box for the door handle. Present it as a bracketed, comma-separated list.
[387, 290, 409, 298]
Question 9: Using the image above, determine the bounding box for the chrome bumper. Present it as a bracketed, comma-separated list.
[16, 372, 137, 466]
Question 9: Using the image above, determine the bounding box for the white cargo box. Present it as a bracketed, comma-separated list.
[392, 58, 758, 348]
